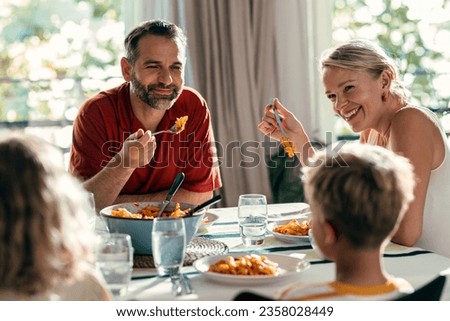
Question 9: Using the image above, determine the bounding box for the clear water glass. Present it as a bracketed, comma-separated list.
[87, 191, 109, 233]
[96, 233, 133, 297]
[152, 217, 186, 276]
[238, 194, 268, 245]
[86, 192, 97, 231]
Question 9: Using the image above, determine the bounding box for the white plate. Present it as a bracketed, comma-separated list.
[193, 253, 310, 285]
[267, 203, 310, 220]
[268, 219, 310, 244]
[200, 212, 219, 229]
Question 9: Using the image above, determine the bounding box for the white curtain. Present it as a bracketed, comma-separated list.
[183, 0, 278, 207]
[125, 0, 332, 207]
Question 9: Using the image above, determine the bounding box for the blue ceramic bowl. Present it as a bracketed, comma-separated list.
[100, 201, 205, 255]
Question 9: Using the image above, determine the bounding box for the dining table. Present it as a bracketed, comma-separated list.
[116, 202, 450, 301]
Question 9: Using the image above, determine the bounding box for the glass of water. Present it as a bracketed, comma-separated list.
[238, 194, 268, 245]
[86, 192, 97, 231]
[87, 191, 109, 233]
[96, 233, 133, 297]
[152, 217, 186, 277]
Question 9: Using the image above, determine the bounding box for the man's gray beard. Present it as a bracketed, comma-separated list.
[147, 97, 172, 111]
[130, 75, 179, 110]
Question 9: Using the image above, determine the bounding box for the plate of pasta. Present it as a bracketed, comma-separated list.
[268, 218, 311, 244]
[193, 253, 310, 285]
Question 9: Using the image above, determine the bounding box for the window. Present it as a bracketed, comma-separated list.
[332, 0, 450, 138]
[3, 0, 449, 148]
[0, 0, 124, 154]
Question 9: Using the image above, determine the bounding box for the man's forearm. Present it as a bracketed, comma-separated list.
[83, 156, 135, 210]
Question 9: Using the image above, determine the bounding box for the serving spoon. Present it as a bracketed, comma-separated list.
[157, 172, 185, 217]
[186, 194, 222, 216]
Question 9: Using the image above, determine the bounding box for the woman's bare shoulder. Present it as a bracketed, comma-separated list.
[390, 106, 443, 161]
[393, 106, 437, 124]
[391, 106, 439, 134]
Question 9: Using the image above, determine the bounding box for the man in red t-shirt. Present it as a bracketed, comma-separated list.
[70, 20, 222, 209]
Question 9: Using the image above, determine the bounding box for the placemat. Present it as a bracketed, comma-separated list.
[133, 236, 229, 268]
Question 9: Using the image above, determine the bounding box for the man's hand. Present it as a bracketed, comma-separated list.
[119, 129, 156, 169]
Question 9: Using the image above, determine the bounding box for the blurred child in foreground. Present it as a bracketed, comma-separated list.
[0, 134, 111, 300]
[279, 143, 415, 300]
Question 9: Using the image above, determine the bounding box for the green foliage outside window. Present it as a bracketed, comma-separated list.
[332, 0, 450, 136]
[0, 0, 124, 122]
[333, 0, 450, 111]
[2, 0, 449, 125]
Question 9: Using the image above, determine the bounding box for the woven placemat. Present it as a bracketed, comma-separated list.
[133, 236, 229, 268]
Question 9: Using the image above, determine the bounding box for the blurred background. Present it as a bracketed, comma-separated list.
[1, 0, 449, 206]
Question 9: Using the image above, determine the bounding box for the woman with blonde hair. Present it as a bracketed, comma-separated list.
[0, 134, 111, 300]
[258, 39, 450, 258]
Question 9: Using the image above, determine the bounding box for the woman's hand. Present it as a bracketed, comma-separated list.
[257, 98, 304, 141]
[258, 98, 314, 165]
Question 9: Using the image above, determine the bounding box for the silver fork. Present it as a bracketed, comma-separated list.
[180, 273, 194, 294]
[152, 124, 178, 136]
[170, 273, 194, 296]
[170, 274, 183, 296]
[273, 105, 288, 138]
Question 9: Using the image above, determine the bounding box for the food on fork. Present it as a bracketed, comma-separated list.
[273, 218, 311, 236]
[208, 254, 280, 276]
[280, 136, 296, 158]
[271, 104, 296, 158]
[110, 202, 190, 219]
[175, 116, 188, 133]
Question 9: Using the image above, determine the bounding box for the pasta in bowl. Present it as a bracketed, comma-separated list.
[100, 201, 205, 255]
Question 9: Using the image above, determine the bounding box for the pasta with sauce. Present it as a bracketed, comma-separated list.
[273, 218, 311, 236]
[280, 136, 296, 158]
[175, 116, 188, 133]
[110, 203, 189, 219]
[208, 254, 280, 276]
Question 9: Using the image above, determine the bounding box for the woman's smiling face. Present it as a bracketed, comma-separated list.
[322, 66, 384, 133]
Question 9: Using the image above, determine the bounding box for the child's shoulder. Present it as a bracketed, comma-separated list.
[277, 281, 336, 301]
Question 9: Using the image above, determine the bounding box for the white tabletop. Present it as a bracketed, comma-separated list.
[123, 203, 450, 301]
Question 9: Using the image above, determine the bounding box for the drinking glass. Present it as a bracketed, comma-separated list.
[86, 192, 97, 231]
[238, 194, 268, 245]
[152, 217, 186, 277]
[96, 233, 134, 297]
[87, 191, 109, 233]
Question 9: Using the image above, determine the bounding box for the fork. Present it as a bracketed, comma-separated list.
[273, 106, 288, 138]
[152, 124, 178, 136]
[170, 273, 194, 296]
[170, 273, 183, 296]
[180, 273, 194, 294]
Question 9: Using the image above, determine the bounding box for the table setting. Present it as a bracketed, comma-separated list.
[92, 187, 228, 298]
[91, 193, 450, 301]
